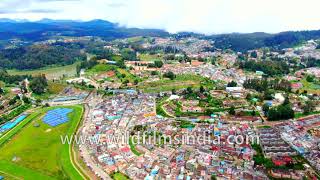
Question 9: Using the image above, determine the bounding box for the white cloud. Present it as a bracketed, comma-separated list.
[0, 0, 319, 34]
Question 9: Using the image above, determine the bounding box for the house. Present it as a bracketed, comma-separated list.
[210, 90, 227, 99]
[191, 60, 204, 66]
[226, 87, 246, 98]
[291, 83, 303, 89]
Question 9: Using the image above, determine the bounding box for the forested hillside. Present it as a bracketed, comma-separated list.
[0, 43, 86, 69]
[208, 30, 320, 52]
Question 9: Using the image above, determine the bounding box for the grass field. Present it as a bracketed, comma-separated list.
[299, 78, 320, 94]
[138, 53, 162, 61]
[295, 111, 320, 119]
[0, 171, 20, 180]
[138, 74, 204, 93]
[129, 137, 142, 156]
[85, 64, 117, 76]
[0, 105, 84, 180]
[31, 81, 68, 100]
[47, 81, 68, 94]
[8, 62, 80, 80]
[117, 68, 139, 83]
[111, 172, 130, 180]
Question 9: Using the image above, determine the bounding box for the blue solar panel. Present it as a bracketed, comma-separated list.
[42, 108, 73, 127]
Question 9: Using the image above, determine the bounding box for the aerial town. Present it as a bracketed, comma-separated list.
[0, 19, 320, 180]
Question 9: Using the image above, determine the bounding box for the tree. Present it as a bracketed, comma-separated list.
[306, 75, 315, 82]
[250, 51, 258, 58]
[8, 97, 17, 105]
[211, 56, 217, 65]
[211, 175, 217, 180]
[303, 100, 316, 114]
[154, 61, 164, 68]
[116, 59, 126, 69]
[246, 93, 252, 100]
[229, 106, 236, 115]
[171, 89, 176, 95]
[227, 81, 237, 87]
[30, 75, 48, 94]
[120, 48, 137, 61]
[283, 96, 290, 105]
[263, 90, 273, 100]
[36, 99, 42, 106]
[151, 71, 159, 76]
[163, 71, 176, 80]
[22, 96, 31, 104]
[267, 104, 294, 121]
[122, 79, 129, 85]
[134, 79, 139, 85]
[262, 103, 270, 114]
[186, 87, 193, 94]
[200, 86, 205, 93]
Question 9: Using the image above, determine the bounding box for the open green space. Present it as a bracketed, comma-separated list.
[0, 105, 84, 180]
[117, 68, 139, 83]
[299, 78, 320, 94]
[156, 98, 174, 118]
[129, 137, 142, 156]
[138, 53, 162, 61]
[8, 62, 80, 80]
[0, 171, 21, 180]
[85, 64, 117, 76]
[110, 172, 130, 180]
[31, 81, 68, 100]
[294, 111, 320, 119]
[257, 125, 272, 129]
[138, 74, 204, 93]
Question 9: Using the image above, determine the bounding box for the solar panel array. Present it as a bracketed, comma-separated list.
[43, 108, 73, 127]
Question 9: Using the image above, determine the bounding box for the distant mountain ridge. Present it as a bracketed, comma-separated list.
[0, 18, 319, 51]
[0, 19, 169, 41]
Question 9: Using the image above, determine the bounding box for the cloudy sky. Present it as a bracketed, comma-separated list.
[0, 0, 319, 34]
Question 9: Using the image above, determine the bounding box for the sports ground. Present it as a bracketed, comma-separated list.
[0, 105, 85, 180]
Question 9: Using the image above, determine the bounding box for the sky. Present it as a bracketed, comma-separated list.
[0, 0, 319, 34]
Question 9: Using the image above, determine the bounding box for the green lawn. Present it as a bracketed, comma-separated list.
[0, 105, 84, 180]
[85, 64, 117, 76]
[129, 137, 142, 156]
[117, 68, 139, 83]
[295, 111, 320, 119]
[8, 62, 80, 80]
[138, 53, 162, 61]
[0, 171, 21, 180]
[156, 98, 174, 118]
[299, 78, 320, 94]
[111, 172, 130, 180]
[257, 125, 272, 129]
[138, 74, 204, 93]
[32, 81, 68, 100]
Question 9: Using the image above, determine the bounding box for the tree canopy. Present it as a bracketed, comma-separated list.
[30, 75, 48, 94]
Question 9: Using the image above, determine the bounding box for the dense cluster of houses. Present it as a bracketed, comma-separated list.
[258, 128, 296, 158]
[276, 115, 320, 172]
[161, 64, 249, 86]
[78, 92, 280, 179]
